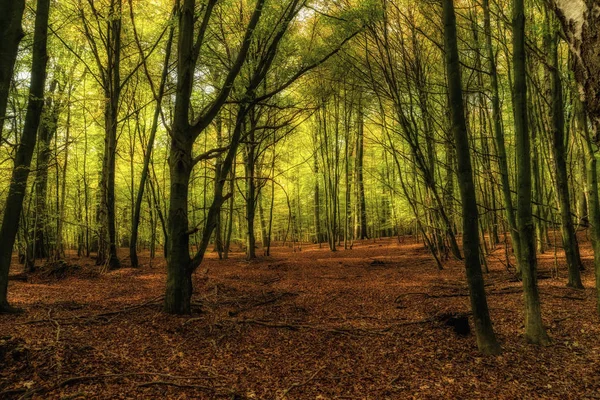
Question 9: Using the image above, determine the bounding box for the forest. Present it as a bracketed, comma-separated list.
[1, 0, 600, 398]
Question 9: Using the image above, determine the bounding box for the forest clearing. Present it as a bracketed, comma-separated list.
[2, 237, 600, 399]
[2, 0, 600, 398]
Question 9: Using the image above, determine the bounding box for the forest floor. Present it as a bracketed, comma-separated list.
[1, 236, 600, 399]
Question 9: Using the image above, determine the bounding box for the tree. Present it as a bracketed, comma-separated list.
[79, 0, 124, 269]
[544, 12, 584, 289]
[0, 0, 51, 313]
[0, 1, 26, 140]
[513, 0, 550, 345]
[128, 1, 176, 268]
[550, 0, 600, 135]
[482, 0, 520, 270]
[442, 0, 500, 355]
[165, 0, 267, 314]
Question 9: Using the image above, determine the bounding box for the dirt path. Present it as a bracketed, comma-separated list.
[1, 238, 599, 399]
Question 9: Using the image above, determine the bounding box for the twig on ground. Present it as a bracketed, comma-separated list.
[228, 293, 295, 316]
[278, 366, 325, 399]
[136, 381, 216, 390]
[21, 296, 164, 326]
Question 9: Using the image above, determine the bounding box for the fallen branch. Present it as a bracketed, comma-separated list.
[8, 273, 28, 282]
[0, 388, 27, 396]
[278, 366, 325, 399]
[228, 293, 295, 317]
[221, 318, 435, 336]
[394, 288, 521, 303]
[549, 294, 587, 301]
[136, 381, 216, 390]
[57, 371, 218, 388]
[22, 296, 164, 326]
[3, 370, 221, 398]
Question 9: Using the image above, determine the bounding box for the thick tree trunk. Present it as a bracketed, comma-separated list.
[0, 0, 25, 140]
[513, 0, 550, 345]
[165, 0, 196, 315]
[551, 0, 600, 134]
[0, 0, 50, 313]
[443, 0, 500, 355]
[165, 143, 193, 314]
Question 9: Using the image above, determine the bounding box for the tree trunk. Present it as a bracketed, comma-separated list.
[581, 104, 600, 315]
[443, 0, 501, 355]
[356, 103, 368, 240]
[26, 79, 61, 271]
[0, 0, 25, 140]
[0, 0, 50, 313]
[513, 0, 550, 345]
[313, 131, 323, 245]
[165, 0, 197, 314]
[545, 16, 584, 288]
[56, 84, 72, 261]
[130, 10, 175, 268]
[97, 0, 122, 270]
[245, 113, 257, 260]
[550, 0, 600, 133]
[483, 0, 521, 269]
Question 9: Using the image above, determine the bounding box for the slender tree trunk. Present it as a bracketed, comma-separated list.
[545, 17, 584, 288]
[443, 0, 500, 355]
[483, 0, 521, 269]
[26, 79, 61, 271]
[266, 134, 276, 256]
[0, 0, 50, 313]
[513, 0, 550, 345]
[313, 131, 323, 245]
[56, 86, 72, 261]
[224, 160, 236, 259]
[259, 194, 268, 248]
[356, 103, 368, 239]
[97, 0, 122, 270]
[245, 114, 257, 260]
[130, 11, 175, 268]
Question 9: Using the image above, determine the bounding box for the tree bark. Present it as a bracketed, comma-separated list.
[550, 0, 600, 134]
[356, 103, 368, 240]
[95, 0, 122, 270]
[0, 0, 25, 140]
[483, 0, 521, 268]
[26, 79, 61, 271]
[0, 0, 50, 313]
[513, 0, 550, 345]
[165, 0, 266, 314]
[545, 16, 584, 288]
[443, 0, 501, 355]
[581, 104, 600, 315]
[130, 5, 175, 268]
